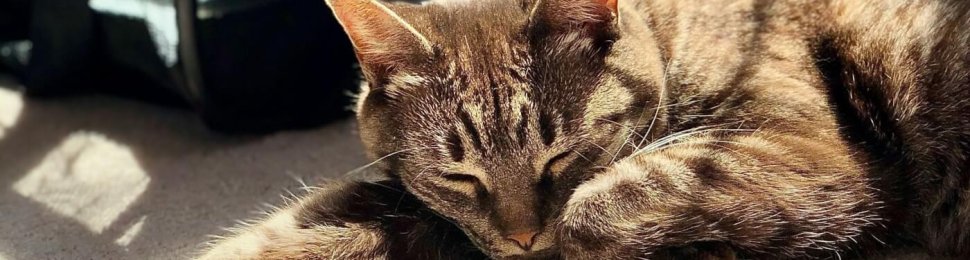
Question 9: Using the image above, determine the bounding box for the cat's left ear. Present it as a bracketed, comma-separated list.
[527, 0, 620, 41]
[326, 0, 434, 84]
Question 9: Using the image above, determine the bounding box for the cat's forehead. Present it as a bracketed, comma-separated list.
[391, 0, 531, 51]
[383, 1, 537, 98]
[380, 0, 626, 142]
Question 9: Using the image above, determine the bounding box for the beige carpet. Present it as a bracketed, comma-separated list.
[0, 75, 368, 259]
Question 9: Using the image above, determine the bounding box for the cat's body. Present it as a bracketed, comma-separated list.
[201, 0, 970, 259]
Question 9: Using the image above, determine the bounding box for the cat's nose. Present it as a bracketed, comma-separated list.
[505, 231, 539, 250]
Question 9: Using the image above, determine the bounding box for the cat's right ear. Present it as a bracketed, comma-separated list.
[326, 0, 433, 83]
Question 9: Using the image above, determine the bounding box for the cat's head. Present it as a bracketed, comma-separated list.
[327, 0, 665, 258]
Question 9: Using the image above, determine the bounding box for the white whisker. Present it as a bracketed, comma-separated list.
[596, 118, 646, 141]
[636, 79, 667, 151]
[411, 164, 443, 182]
[572, 150, 593, 163]
[633, 123, 754, 156]
[582, 139, 613, 159]
[344, 147, 435, 176]
[634, 55, 674, 151]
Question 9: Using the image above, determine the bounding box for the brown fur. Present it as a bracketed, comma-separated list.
[201, 0, 970, 259]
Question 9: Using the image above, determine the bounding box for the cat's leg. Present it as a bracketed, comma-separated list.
[198, 181, 392, 259]
[198, 180, 486, 260]
[558, 103, 885, 259]
[558, 131, 883, 259]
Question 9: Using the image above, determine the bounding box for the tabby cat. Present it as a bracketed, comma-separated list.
[200, 0, 970, 259]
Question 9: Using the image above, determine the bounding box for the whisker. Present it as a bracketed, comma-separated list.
[635, 56, 674, 150]
[594, 119, 648, 155]
[657, 99, 704, 109]
[411, 164, 443, 182]
[596, 118, 646, 140]
[582, 139, 613, 157]
[639, 128, 749, 154]
[635, 78, 667, 151]
[572, 150, 593, 163]
[344, 147, 436, 176]
[633, 123, 755, 156]
[609, 79, 666, 164]
[609, 125, 638, 165]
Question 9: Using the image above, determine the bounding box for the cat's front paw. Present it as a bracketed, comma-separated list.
[557, 160, 735, 259]
[558, 163, 657, 259]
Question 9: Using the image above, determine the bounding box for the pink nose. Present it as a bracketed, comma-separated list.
[505, 231, 539, 250]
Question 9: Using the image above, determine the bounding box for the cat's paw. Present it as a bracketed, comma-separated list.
[558, 160, 732, 259]
[557, 162, 659, 259]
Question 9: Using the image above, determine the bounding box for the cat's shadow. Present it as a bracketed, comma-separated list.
[0, 75, 370, 259]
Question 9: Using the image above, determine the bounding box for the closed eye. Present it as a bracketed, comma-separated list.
[441, 172, 486, 196]
[442, 172, 481, 185]
[542, 151, 572, 177]
[535, 152, 571, 194]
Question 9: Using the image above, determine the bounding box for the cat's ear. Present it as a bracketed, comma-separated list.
[326, 0, 433, 83]
[527, 0, 619, 40]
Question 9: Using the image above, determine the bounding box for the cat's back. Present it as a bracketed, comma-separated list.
[823, 0, 970, 128]
[631, 0, 970, 254]
[818, 0, 970, 254]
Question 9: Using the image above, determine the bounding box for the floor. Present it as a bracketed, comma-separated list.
[0, 75, 368, 259]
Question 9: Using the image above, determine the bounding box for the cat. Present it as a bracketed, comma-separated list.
[200, 0, 970, 259]
[198, 180, 489, 259]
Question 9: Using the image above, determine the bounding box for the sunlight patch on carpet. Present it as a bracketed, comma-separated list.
[115, 215, 148, 248]
[0, 87, 23, 139]
[12, 131, 151, 234]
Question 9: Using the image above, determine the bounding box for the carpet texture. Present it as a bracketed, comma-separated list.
[0, 75, 367, 259]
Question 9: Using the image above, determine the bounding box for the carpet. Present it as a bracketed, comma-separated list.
[0, 74, 367, 259]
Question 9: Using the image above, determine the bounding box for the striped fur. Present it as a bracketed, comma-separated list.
[201, 0, 970, 259]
